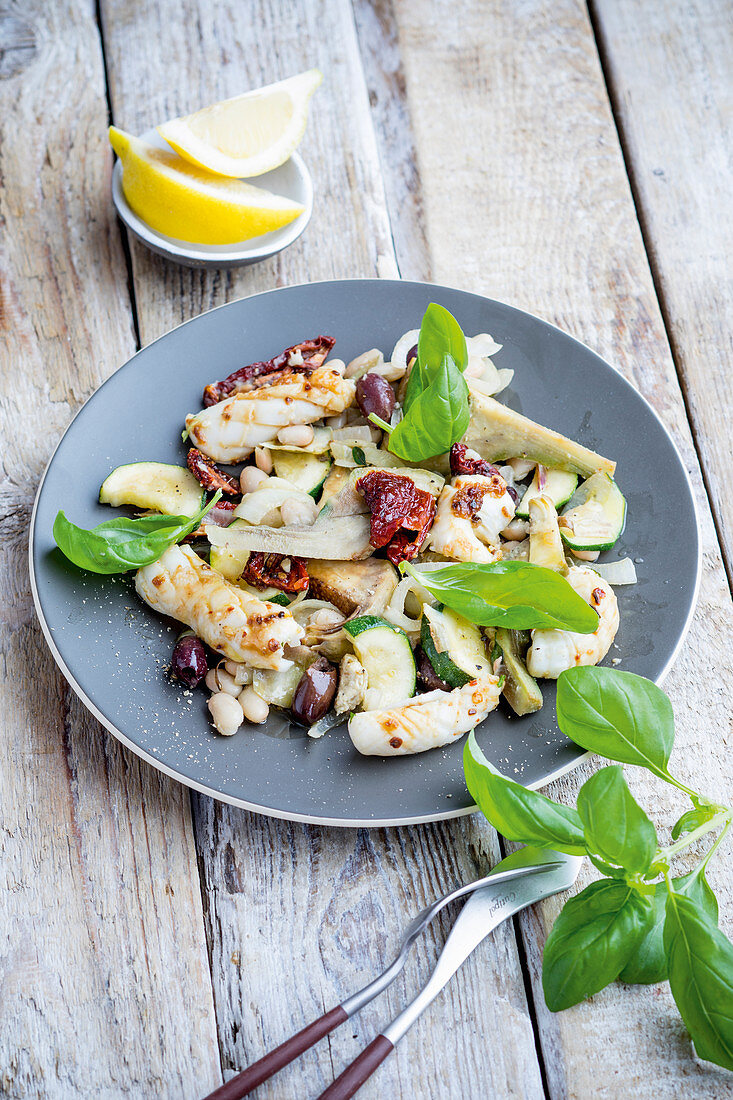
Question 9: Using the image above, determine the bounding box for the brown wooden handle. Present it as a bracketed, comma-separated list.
[201, 1005, 348, 1100]
[316, 1034, 394, 1100]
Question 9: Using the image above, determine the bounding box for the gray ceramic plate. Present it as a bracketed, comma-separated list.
[30, 280, 700, 826]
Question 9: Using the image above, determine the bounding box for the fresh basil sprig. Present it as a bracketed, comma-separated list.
[53, 490, 221, 574]
[402, 559, 599, 632]
[464, 665, 733, 1071]
[386, 303, 470, 461]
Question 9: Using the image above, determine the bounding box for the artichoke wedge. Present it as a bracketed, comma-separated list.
[465, 393, 615, 477]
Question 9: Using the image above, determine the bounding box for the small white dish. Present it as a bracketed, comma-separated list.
[111, 128, 313, 268]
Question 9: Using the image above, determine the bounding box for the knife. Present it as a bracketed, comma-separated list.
[316, 850, 583, 1100]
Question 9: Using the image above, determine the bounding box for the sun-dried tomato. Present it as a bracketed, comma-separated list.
[187, 448, 241, 495]
[449, 442, 500, 479]
[203, 336, 336, 405]
[241, 552, 309, 594]
[356, 470, 437, 566]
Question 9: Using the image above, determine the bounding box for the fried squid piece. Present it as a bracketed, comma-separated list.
[136, 545, 303, 669]
[356, 470, 436, 566]
[526, 567, 619, 679]
[187, 447, 241, 495]
[348, 673, 500, 756]
[185, 363, 356, 463]
[428, 473, 516, 563]
[203, 336, 336, 406]
[241, 552, 309, 594]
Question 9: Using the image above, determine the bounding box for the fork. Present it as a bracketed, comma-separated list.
[201, 853, 564, 1100]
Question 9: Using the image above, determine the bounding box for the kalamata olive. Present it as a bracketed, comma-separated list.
[406, 343, 418, 366]
[506, 484, 520, 506]
[171, 630, 208, 688]
[415, 646, 451, 692]
[355, 372, 395, 423]
[291, 657, 338, 725]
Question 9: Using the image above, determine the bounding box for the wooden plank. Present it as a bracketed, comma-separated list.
[98, 1, 545, 1097]
[370, 0, 733, 1095]
[99, 0, 398, 344]
[590, 0, 733, 579]
[0, 2, 221, 1096]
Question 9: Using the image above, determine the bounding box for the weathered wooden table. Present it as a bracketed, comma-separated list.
[2, 1, 731, 1096]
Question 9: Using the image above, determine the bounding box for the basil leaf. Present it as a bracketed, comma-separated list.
[403, 560, 599, 632]
[388, 352, 470, 460]
[417, 302, 468, 378]
[542, 880, 655, 1010]
[577, 766, 658, 873]
[671, 805, 720, 841]
[387, 303, 470, 460]
[556, 667, 676, 780]
[619, 865, 718, 985]
[464, 733, 587, 854]
[487, 845, 570, 876]
[664, 887, 733, 1070]
[53, 492, 220, 574]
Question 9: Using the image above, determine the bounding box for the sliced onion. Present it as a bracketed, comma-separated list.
[383, 574, 436, 639]
[466, 333, 503, 358]
[467, 366, 514, 397]
[390, 329, 420, 377]
[289, 598, 341, 626]
[307, 710, 345, 739]
[591, 558, 638, 585]
[331, 425, 374, 444]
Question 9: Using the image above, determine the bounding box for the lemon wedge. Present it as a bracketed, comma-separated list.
[109, 127, 304, 244]
[156, 70, 322, 179]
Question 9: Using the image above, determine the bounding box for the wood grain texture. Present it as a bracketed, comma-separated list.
[591, 0, 733, 582]
[377, 0, 733, 1095]
[98, 1, 545, 1097]
[0, 1, 221, 1095]
[99, 0, 398, 344]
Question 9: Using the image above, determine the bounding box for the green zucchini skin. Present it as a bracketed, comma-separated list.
[420, 605, 490, 690]
[343, 616, 416, 709]
[559, 473, 627, 552]
[99, 461, 206, 516]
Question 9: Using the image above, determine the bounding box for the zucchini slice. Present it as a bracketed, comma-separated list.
[559, 473, 627, 552]
[99, 462, 205, 515]
[342, 616, 416, 710]
[271, 449, 331, 498]
[516, 468, 578, 519]
[528, 496, 567, 573]
[495, 628, 543, 715]
[421, 605, 490, 689]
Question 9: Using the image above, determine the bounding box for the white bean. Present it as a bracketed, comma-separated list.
[239, 686, 270, 724]
[280, 496, 318, 527]
[224, 660, 253, 685]
[345, 349, 383, 379]
[277, 424, 315, 447]
[205, 667, 240, 696]
[254, 447, 273, 473]
[208, 692, 244, 736]
[325, 358, 346, 376]
[240, 466, 269, 494]
[572, 548, 601, 562]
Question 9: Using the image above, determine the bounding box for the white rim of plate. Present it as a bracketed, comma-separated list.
[111, 148, 313, 265]
[28, 278, 703, 828]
